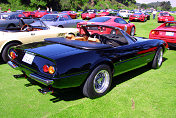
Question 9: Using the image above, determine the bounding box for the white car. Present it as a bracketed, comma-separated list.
[0, 19, 78, 62]
[119, 10, 132, 18]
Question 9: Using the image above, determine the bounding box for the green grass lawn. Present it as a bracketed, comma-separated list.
[0, 14, 176, 118]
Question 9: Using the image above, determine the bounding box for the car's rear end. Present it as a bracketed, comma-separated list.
[8, 44, 57, 86]
[149, 27, 176, 47]
[8, 38, 109, 91]
[158, 16, 173, 22]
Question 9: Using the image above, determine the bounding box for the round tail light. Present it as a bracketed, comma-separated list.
[151, 31, 159, 35]
[49, 66, 55, 74]
[9, 51, 17, 60]
[43, 65, 55, 74]
[43, 65, 49, 73]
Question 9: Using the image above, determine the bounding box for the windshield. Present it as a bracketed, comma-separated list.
[0, 14, 9, 19]
[134, 13, 142, 15]
[60, 11, 67, 13]
[0, 13, 25, 20]
[38, 11, 46, 13]
[165, 23, 176, 28]
[41, 15, 58, 21]
[88, 17, 111, 22]
[30, 19, 49, 28]
[160, 13, 170, 16]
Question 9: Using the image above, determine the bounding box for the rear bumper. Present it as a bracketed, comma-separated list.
[8, 61, 54, 86]
[29, 73, 54, 86]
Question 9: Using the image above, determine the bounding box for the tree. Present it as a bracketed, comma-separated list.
[161, 1, 171, 11]
[140, 3, 147, 9]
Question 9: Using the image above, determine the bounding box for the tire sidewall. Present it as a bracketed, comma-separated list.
[152, 47, 163, 69]
[83, 65, 112, 99]
[130, 27, 135, 36]
[2, 43, 19, 62]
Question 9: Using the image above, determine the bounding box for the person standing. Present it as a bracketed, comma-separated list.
[47, 7, 49, 11]
[38, 7, 40, 11]
[153, 9, 157, 19]
[7, 8, 11, 13]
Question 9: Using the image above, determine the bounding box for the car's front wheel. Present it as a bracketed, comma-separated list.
[152, 47, 163, 69]
[83, 65, 112, 99]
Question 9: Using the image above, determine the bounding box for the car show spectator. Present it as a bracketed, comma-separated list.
[152, 9, 157, 19]
[38, 7, 40, 11]
[7, 8, 11, 13]
[47, 7, 49, 11]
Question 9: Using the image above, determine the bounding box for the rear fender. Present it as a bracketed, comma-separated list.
[0, 39, 22, 53]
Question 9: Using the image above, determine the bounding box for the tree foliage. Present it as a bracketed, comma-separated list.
[145, 1, 172, 11]
[0, 0, 138, 11]
[5, 0, 175, 12]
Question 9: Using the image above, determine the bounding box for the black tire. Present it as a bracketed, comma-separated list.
[83, 65, 112, 99]
[130, 27, 135, 36]
[7, 24, 16, 28]
[147, 16, 150, 20]
[2, 42, 20, 62]
[58, 25, 64, 28]
[152, 47, 163, 69]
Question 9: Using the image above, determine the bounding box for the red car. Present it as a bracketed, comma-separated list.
[149, 21, 176, 47]
[129, 13, 147, 22]
[158, 12, 174, 23]
[23, 11, 35, 18]
[35, 10, 51, 18]
[60, 11, 77, 19]
[97, 12, 110, 17]
[81, 11, 97, 20]
[78, 16, 135, 36]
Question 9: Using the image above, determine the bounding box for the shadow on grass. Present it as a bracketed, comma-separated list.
[0, 57, 5, 64]
[169, 47, 176, 50]
[23, 57, 167, 102]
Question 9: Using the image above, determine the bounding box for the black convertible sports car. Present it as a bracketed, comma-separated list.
[8, 24, 168, 99]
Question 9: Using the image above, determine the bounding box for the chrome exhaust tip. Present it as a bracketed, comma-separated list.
[38, 88, 53, 95]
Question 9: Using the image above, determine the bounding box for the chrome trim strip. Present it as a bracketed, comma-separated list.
[29, 73, 54, 86]
[8, 61, 18, 69]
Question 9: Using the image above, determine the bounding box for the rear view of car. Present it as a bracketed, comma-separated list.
[35, 10, 50, 18]
[81, 10, 97, 20]
[23, 11, 35, 18]
[158, 12, 174, 23]
[149, 21, 176, 47]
